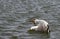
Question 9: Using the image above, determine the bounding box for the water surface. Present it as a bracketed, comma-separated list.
[0, 0, 60, 39]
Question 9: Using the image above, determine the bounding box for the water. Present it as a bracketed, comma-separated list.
[0, 0, 60, 39]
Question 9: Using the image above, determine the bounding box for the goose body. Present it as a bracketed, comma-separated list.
[29, 19, 49, 33]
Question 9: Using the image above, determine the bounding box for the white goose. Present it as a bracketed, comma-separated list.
[29, 18, 49, 33]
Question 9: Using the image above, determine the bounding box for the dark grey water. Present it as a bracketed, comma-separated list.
[0, 0, 60, 39]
